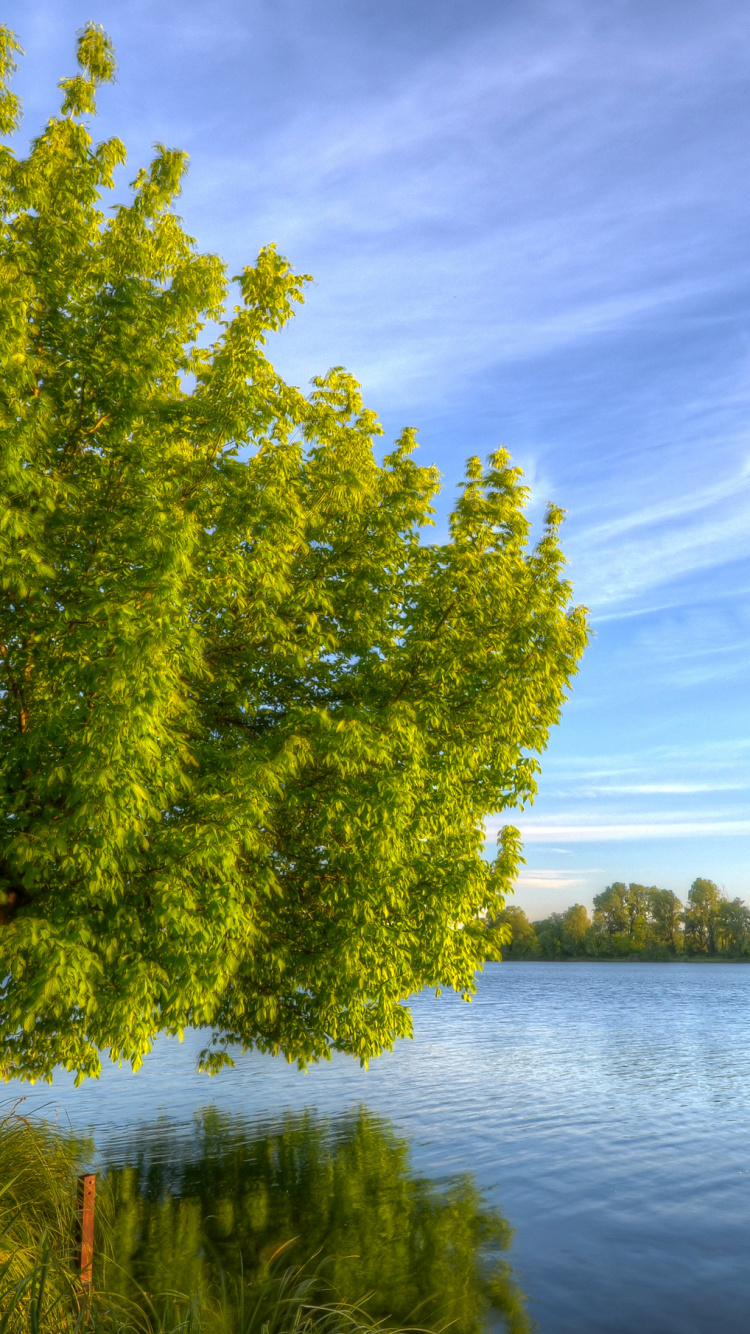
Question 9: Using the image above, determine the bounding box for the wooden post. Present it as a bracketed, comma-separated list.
[77, 1173, 96, 1291]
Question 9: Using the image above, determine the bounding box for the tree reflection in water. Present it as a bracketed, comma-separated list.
[103, 1107, 531, 1333]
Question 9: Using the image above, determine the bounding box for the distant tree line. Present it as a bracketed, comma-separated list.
[487, 879, 750, 960]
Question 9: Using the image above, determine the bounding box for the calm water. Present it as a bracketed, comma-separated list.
[15, 962, 750, 1333]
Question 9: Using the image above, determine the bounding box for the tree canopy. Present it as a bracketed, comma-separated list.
[489, 878, 750, 960]
[0, 25, 588, 1083]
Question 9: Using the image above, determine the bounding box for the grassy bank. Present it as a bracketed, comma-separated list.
[0, 1106, 90, 1331]
[0, 1109, 532, 1334]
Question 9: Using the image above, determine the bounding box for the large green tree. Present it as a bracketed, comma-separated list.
[592, 881, 656, 954]
[487, 904, 540, 959]
[648, 888, 684, 953]
[534, 902, 591, 958]
[684, 878, 724, 955]
[0, 27, 587, 1083]
[715, 897, 750, 956]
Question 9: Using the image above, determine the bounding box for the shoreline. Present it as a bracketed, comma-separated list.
[496, 956, 750, 964]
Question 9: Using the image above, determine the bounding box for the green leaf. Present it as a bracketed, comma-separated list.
[0, 26, 588, 1084]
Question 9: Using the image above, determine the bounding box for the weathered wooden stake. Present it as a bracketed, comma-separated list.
[77, 1172, 96, 1290]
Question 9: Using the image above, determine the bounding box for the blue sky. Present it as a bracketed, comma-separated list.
[13, 0, 750, 917]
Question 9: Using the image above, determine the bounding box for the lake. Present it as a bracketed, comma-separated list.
[14, 961, 750, 1332]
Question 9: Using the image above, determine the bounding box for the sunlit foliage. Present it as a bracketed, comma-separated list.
[0, 25, 587, 1083]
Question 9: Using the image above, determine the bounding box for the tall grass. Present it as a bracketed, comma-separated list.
[1, 1245, 447, 1333]
[0, 1105, 91, 1332]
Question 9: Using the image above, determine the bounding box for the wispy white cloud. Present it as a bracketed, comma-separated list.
[540, 735, 750, 778]
[568, 478, 750, 610]
[582, 782, 748, 795]
[572, 464, 750, 546]
[508, 820, 750, 842]
[512, 868, 590, 890]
